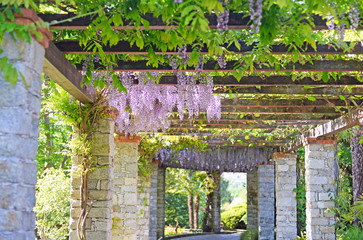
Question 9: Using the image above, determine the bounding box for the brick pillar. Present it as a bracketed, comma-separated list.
[247, 170, 258, 230]
[0, 29, 49, 238]
[112, 136, 140, 240]
[274, 152, 298, 240]
[212, 171, 221, 233]
[148, 161, 160, 239]
[258, 163, 275, 240]
[305, 137, 337, 240]
[69, 118, 115, 240]
[157, 166, 166, 239]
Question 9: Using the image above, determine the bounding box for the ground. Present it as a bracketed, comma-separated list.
[172, 233, 242, 240]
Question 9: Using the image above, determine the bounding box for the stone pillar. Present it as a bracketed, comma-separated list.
[258, 163, 275, 240]
[0, 30, 49, 238]
[212, 171, 221, 233]
[305, 137, 337, 240]
[247, 170, 258, 230]
[274, 152, 297, 240]
[136, 156, 160, 240]
[113, 136, 140, 240]
[157, 166, 166, 239]
[69, 118, 115, 240]
[148, 162, 159, 239]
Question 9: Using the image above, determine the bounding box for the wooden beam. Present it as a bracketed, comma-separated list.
[219, 98, 363, 107]
[43, 42, 94, 103]
[216, 107, 344, 114]
[214, 86, 363, 95]
[83, 60, 363, 72]
[55, 40, 363, 55]
[157, 75, 363, 86]
[169, 122, 323, 129]
[170, 114, 338, 121]
[284, 111, 363, 152]
[39, 13, 362, 31]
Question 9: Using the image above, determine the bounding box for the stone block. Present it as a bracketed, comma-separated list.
[89, 190, 112, 200]
[88, 207, 111, 218]
[0, 210, 20, 231]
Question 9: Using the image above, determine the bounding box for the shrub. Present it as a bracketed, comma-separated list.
[339, 226, 363, 240]
[34, 168, 71, 240]
[240, 229, 258, 240]
[221, 203, 247, 230]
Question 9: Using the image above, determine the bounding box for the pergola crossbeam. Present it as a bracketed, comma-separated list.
[284, 111, 363, 152]
[43, 42, 94, 103]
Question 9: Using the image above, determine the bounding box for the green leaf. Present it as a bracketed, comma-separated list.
[307, 96, 316, 101]
[322, 72, 329, 83]
[339, 95, 346, 101]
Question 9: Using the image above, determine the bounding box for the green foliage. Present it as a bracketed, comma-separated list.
[294, 147, 306, 234]
[220, 177, 233, 206]
[34, 168, 71, 240]
[338, 226, 363, 240]
[165, 192, 190, 228]
[240, 229, 258, 240]
[36, 79, 72, 175]
[221, 203, 247, 230]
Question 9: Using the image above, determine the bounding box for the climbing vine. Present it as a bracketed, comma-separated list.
[48, 87, 110, 240]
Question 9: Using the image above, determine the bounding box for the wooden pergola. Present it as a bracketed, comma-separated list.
[40, 13, 363, 152]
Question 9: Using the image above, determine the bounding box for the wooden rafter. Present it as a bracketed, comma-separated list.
[55, 40, 363, 55]
[82, 60, 363, 72]
[39, 13, 362, 30]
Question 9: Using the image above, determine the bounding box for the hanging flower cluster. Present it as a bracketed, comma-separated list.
[158, 147, 274, 172]
[106, 72, 221, 135]
[249, 0, 263, 33]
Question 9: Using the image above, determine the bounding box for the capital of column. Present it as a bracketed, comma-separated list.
[114, 135, 141, 144]
[273, 152, 298, 159]
[303, 137, 337, 146]
[13, 8, 52, 48]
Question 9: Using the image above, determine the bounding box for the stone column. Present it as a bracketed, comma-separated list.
[136, 162, 156, 240]
[258, 163, 275, 240]
[148, 162, 159, 239]
[247, 170, 258, 230]
[212, 171, 221, 233]
[157, 166, 166, 239]
[69, 118, 115, 240]
[305, 137, 337, 240]
[113, 136, 140, 240]
[0, 29, 49, 238]
[274, 152, 297, 240]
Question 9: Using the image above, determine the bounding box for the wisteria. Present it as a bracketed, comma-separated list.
[249, 0, 263, 33]
[217, 10, 229, 34]
[105, 72, 221, 135]
[158, 147, 274, 172]
[217, 54, 227, 69]
[349, 4, 360, 30]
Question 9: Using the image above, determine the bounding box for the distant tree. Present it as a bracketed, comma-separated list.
[220, 177, 233, 206]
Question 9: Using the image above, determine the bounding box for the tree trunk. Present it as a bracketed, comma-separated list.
[194, 193, 200, 229]
[202, 191, 213, 232]
[352, 127, 363, 203]
[188, 194, 194, 229]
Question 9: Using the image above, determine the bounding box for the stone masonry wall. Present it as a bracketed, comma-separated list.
[274, 152, 297, 240]
[0, 34, 45, 239]
[247, 170, 258, 230]
[69, 118, 115, 240]
[113, 138, 139, 240]
[305, 138, 336, 240]
[258, 164, 275, 240]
